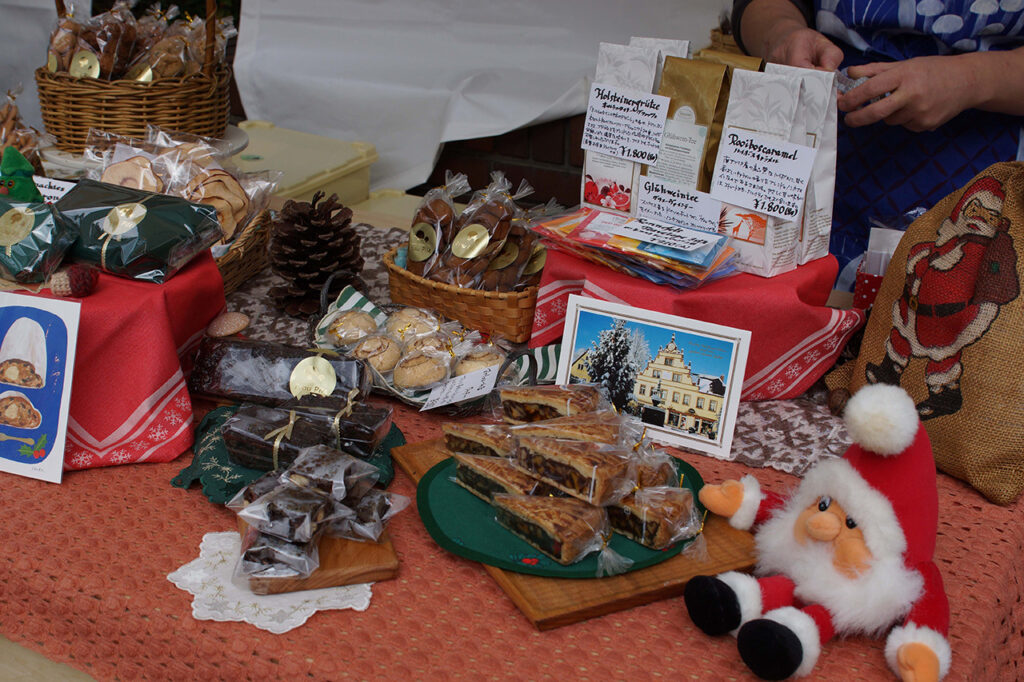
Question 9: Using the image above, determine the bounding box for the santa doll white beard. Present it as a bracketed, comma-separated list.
[754, 507, 924, 638]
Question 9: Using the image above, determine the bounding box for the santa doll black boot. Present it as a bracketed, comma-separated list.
[864, 354, 904, 386]
[736, 617, 804, 680]
[683, 575, 742, 636]
[915, 382, 962, 420]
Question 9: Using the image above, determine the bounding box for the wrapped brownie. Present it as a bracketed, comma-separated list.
[278, 399, 393, 460]
[325, 489, 410, 543]
[237, 525, 320, 580]
[221, 405, 339, 471]
[188, 336, 371, 407]
[55, 178, 222, 283]
[225, 469, 288, 511]
[236, 482, 332, 543]
[283, 445, 380, 501]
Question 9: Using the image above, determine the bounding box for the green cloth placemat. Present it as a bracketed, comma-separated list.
[173, 406, 405, 504]
[417, 456, 705, 578]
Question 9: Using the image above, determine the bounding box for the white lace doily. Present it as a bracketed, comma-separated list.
[168, 531, 373, 634]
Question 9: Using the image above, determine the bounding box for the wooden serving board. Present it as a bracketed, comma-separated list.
[393, 438, 756, 630]
[238, 521, 400, 595]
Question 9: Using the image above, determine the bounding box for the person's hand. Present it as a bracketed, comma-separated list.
[838, 55, 977, 131]
[763, 22, 844, 71]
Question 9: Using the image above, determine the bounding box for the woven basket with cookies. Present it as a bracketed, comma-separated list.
[34, 0, 232, 154]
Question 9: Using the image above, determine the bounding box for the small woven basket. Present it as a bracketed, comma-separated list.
[384, 246, 538, 344]
[34, 0, 230, 153]
[216, 210, 270, 295]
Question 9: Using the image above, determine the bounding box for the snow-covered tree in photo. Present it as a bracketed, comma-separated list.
[585, 319, 640, 410]
[629, 328, 651, 373]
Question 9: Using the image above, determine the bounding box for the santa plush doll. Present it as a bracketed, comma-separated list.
[684, 384, 950, 681]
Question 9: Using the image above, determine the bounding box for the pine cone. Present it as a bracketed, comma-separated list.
[267, 191, 364, 316]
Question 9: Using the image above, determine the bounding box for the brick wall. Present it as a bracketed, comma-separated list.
[412, 114, 586, 208]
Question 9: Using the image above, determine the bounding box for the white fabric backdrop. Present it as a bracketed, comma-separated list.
[235, 0, 730, 191]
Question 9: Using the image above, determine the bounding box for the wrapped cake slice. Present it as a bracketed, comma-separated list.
[498, 383, 606, 424]
[511, 437, 635, 506]
[491, 493, 608, 565]
[452, 453, 562, 502]
[509, 410, 643, 446]
[608, 486, 702, 550]
[442, 422, 514, 458]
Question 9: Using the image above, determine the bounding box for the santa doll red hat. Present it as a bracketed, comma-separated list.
[684, 384, 951, 680]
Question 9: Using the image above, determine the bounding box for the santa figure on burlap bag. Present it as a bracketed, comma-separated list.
[864, 175, 1019, 419]
[684, 384, 950, 681]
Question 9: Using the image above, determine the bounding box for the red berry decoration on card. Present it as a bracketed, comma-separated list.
[49, 265, 99, 298]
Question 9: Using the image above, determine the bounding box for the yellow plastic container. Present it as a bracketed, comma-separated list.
[232, 120, 379, 204]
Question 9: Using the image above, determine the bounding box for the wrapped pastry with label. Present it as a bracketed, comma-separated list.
[74, 1, 137, 80]
[406, 171, 470, 278]
[0, 200, 74, 284]
[279, 400, 393, 460]
[47, 15, 83, 73]
[188, 336, 371, 407]
[498, 383, 607, 424]
[608, 486, 701, 550]
[55, 178, 222, 283]
[236, 482, 332, 544]
[430, 173, 532, 288]
[479, 220, 537, 292]
[325, 489, 410, 543]
[492, 494, 632, 575]
[283, 445, 380, 501]
[237, 525, 320, 580]
[511, 437, 636, 506]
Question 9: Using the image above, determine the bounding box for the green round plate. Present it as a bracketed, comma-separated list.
[417, 455, 705, 578]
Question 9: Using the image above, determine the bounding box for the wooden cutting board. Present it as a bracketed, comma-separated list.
[393, 438, 756, 630]
[237, 521, 399, 595]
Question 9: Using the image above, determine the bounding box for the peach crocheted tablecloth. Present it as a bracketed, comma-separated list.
[0, 400, 1021, 681]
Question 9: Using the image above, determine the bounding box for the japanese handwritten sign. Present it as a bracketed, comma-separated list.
[610, 216, 720, 253]
[710, 128, 816, 221]
[637, 178, 721, 233]
[420, 365, 500, 411]
[581, 83, 669, 165]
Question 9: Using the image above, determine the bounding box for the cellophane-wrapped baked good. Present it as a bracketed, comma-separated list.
[55, 178, 222, 283]
[608, 486, 701, 550]
[511, 436, 636, 506]
[491, 493, 608, 566]
[498, 383, 609, 424]
[221, 405, 340, 471]
[282, 445, 380, 500]
[0, 199, 75, 284]
[237, 525, 320, 580]
[508, 409, 644, 447]
[406, 171, 471, 278]
[325, 488, 411, 543]
[188, 336, 371, 407]
[452, 453, 563, 502]
[236, 482, 333, 544]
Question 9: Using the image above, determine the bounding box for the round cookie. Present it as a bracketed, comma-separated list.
[352, 335, 402, 373]
[393, 351, 449, 389]
[454, 348, 505, 376]
[384, 307, 439, 340]
[327, 310, 378, 347]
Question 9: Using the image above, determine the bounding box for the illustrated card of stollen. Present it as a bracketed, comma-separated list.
[556, 295, 749, 460]
[0, 292, 80, 483]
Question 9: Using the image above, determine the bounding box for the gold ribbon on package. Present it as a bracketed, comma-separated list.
[331, 387, 360, 449]
[99, 202, 147, 272]
[262, 410, 299, 470]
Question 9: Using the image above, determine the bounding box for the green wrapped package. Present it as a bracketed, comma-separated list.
[0, 200, 75, 283]
[55, 178, 223, 283]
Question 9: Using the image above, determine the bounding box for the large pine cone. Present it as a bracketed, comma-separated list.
[268, 191, 364, 316]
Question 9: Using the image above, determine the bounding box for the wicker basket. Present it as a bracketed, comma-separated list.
[384, 246, 538, 344]
[216, 210, 271, 295]
[34, 0, 230, 153]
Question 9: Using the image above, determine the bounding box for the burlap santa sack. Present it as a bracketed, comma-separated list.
[827, 162, 1023, 505]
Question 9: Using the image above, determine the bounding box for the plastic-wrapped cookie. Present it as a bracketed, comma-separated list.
[351, 335, 402, 373]
[393, 351, 449, 390]
[454, 346, 506, 376]
[384, 307, 439, 340]
[404, 331, 451, 355]
[326, 310, 378, 347]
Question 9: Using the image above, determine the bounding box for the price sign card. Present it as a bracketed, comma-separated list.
[420, 365, 500, 412]
[637, 178, 721, 232]
[32, 176, 75, 204]
[710, 128, 816, 220]
[610, 216, 720, 253]
[581, 83, 670, 165]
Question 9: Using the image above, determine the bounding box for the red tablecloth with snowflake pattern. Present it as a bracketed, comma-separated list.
[54, 253, 225, 469]
[529, 250, 865, 400]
